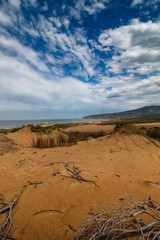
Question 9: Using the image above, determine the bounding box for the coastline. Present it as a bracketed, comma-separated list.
[0, 118, 109, 129]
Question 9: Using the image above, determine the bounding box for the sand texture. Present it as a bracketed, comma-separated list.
[1, 126, 160, 239]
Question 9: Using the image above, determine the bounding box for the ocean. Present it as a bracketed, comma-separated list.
[0, 118, 107, 129]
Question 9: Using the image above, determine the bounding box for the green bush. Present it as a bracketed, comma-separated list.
[146, 128, 160, 141]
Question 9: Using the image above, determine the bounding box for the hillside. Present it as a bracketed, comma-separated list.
[83, 105, 160, 120]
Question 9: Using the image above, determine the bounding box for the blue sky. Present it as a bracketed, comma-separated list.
[0, 0, 160, 120]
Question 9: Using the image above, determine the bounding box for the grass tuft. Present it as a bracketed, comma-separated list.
[32, 130, 106, 148]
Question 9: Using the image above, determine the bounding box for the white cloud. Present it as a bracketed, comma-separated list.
[69, 0, 109, 20]
[8, 0, 21, 9]
[38, 16, 96, 78]
[49, 17, 62, 28]
[0, 35, 49, 72]
[0, 10, 13, 26]
[0, 49, 159, 114]
[131, 0, 160, 10]
[131, 0, 144, 7]
[98, 19, 160, 75]
[41, 2, 48, 11]
[0, 51, 97, 111]
[28, 0, 37, 6]
[84, 1, 106, 14]
[63, 18, 70, 29]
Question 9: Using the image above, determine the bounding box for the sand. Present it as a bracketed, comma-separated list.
[1, 125, 160, 239]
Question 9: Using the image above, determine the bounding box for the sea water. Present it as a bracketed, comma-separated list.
[0, 118, 108, 129]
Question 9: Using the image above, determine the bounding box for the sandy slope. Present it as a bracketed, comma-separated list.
[1, 127, 160, 239]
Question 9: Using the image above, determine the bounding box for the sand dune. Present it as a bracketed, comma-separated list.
[0, 126, 160, 239]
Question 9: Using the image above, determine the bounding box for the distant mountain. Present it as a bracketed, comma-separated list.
[83, 106, 160, 120]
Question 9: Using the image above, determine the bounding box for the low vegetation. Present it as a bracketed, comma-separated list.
[32, 130, 106, 148]
[146, 127, 160, 141]
[114, 122, 160, 142]
[29, 122, 81, 135]
[0, 127, 22, 134]
[98, 118, 160, 125]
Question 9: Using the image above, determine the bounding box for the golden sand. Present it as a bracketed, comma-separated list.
[0, 125, 160, 239]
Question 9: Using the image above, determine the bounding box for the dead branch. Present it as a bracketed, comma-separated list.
[0, 186, 26, 240]
[64, 164, 101, 189]
[33, 209, 64, 216]
[28, 181, 43, 188]
[72, 197, 160, 240]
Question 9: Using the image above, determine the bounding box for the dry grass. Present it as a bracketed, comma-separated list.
[32, 133, 69, 148]
[32, 131, 106, 148]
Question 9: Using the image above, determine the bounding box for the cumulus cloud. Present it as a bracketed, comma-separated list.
[0, 51, 97, 111]
[98, 19, 160, 75]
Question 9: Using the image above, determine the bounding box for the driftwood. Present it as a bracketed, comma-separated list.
[72, 197, 160, 240]
[28, 181, 43, 188]
[0, 186, 26, 240]
[64, 164, 101, 189]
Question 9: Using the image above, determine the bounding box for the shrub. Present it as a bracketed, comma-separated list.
[146, 128, 160, 141]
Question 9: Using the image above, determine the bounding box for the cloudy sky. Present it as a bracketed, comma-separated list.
[0, 0, 160, 120]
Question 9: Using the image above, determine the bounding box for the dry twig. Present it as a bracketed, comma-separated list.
[0, 186, 26, 240]
[28, 181, 43, 188]
[72, 197, 160, 240]
[61, 205, 75, 219]
[33, 209, 64, 216]
[64, 164, 101, 189]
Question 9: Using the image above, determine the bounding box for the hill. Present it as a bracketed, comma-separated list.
[83, 106, 160, 120]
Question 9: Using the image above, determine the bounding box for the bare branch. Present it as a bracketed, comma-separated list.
[72, 197, 160, 240]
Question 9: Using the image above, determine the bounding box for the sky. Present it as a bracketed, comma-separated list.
[0, 0, 160, 120]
